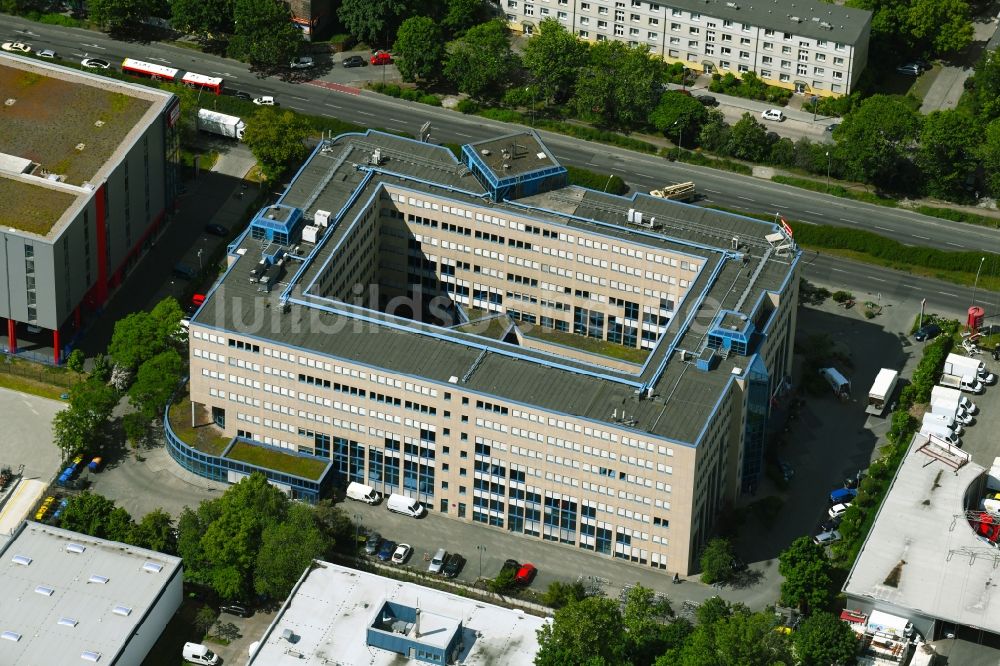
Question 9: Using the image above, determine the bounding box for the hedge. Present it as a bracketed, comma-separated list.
[672, 149, 753, 175]
[788, 223, 1000, 275]
[914, 205, 1000, 228]
[771, 175, 898, 208]
[564, 166, 628, 195]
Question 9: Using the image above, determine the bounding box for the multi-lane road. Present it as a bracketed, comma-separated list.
[4, 15, 998, 316]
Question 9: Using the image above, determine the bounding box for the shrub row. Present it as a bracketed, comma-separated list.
[789, 223, 999, 275]
[671, 149, 753, 175]
[771, 175, 898, 208]
[369, 82, 442, 107]
[913, 205, 1000, 228]
[564, 166, 629, 195]
[832, 326, 956, 566]
[708, 71, 792, 105]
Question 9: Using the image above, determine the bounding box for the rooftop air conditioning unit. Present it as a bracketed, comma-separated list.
[314, 210, 331, 228]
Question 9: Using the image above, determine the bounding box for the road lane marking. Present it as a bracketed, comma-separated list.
[771, 204, 788, 209]
[796, 218, 818, 225]
[704, 188, 721, 194]
[938, 291, 959, 297]
[325, 103, 341, 109]
[903, 284, 918, 289]
[875, 225, 892, 231]
[455, 132, 472, 137]
[839, 218, 858, 223]
[81, 43, 107, 50]
[804, 210, 823, 215]
[912, 234, 930, 240]
[390, 118, 407, 123]
[291, 95, 308, 101]
[830, 268, 847, 273]
[870, 277, 886, 282]
[737, 196, 754, 201]
[358, 111, 375, 117]
[947, 242, 964, 248]
[635, 173, 654, 179]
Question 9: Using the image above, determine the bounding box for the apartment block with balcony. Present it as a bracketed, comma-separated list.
[185, 130, 800, 575]
[506, 0, 871, 95]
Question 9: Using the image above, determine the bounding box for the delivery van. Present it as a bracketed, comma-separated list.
[346, 482, 382, 505]
[819, 367, 850, 398]
[183, 642, 219, 665]
[387, 493, 426, 518]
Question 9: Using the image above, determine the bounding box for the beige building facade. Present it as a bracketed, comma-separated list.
[187, 131, 800, 574]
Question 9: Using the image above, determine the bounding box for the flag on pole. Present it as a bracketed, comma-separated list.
[779, 215, 794, 237]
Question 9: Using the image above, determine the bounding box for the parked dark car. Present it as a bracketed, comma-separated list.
[342, 55, 366, 68]
[914, 323, 941, 341]
[233, 91, 252, 101]
[365, 532, 382, 556]
[442, 553, 465, 578]
[696, 94, 717, 106]
[844, 470, 865, 489]
[825, 123, 840, 133]
[896, 63, 921, 76]
[499, 559, 520, 577]
[172, 263, 197, 280]
[220, 603, 252, 618]
[377, 540, 397, 562]
[204, 223, 228, 237]
[820, 517, 841, 533]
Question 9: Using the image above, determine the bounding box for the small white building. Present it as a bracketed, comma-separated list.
[0, 521, 183, 665]
[249, 561, 550, 665]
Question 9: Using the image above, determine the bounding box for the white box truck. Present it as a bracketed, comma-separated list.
[945, 353, 984, 381]
[820, 367, 850, 398]
[346, 481, 381, 504]
[866, 368, 898, 416]
[196, 108, 246, 140]
[183, 642, 219, 665]
[386, 493, 426, 518]
[920, 423, 961, 447]
[922, 412, 963, 436]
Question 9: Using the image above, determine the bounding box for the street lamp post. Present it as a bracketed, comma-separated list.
[526, 87, 537, 127]
[197, 247, 203, 270]
[476, 544, 486, 579]
[354, 513, 363, 554]
[825, 151, 831, 191]
[972, 256, 986, 308]
[673, 120, 683, 160]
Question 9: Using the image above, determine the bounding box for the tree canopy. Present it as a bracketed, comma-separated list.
[778, 536, 835, 614]
[242, 108, 311, 182]
[793, 612, 860, 665]
[535, 596, 627, 666]
[698, 537, 735, 584]
[917, 109, 979, 201]
[89, 0, 158, 33]
[847, 0, 973, 58]
[53, 378, 119, 458]
[177, 473, 327, 600]
[650, 92, 709, 146]
[128, 348, 185, 420]
[169, 0, 233, 40]
[445, 20, 519, 101]
[834, 94, 922, 188]
[231, 0, 302, 73]
[522, 19, 590, 105]
[394, 17, 445, 83]
[338, 0, 416, 48]
[572, 41, 661, 129]
[108, 297, 184, 372]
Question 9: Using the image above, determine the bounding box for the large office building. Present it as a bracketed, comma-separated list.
[0, 521, 183, 665]
[505, 0, 871, 95]
[249, 561, 548, 664]
[0, 54, 178, 363]
[187, 129, 800, 574]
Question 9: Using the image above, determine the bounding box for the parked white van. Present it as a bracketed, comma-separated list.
[183, 642, 220, 665]
[387, 493, 426, 518]
[819, 367, 850, 398]
[346, 482, 382, 505]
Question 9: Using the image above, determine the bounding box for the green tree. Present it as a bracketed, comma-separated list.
[128, 349, 184, 420]
[242, 108, 311, 182]
[724, 112, 770, 162]
[522, 19, 590, 105]
[834, 94, 921, 188]
[194, 605, 217, 634]
[53, 378, 119, 458]
[89, 0, 157, 32]
[650, 92, 709, 147]
[66, 349, 85, 373]
[698, 109, 731, 153]
[394, 17, 444, 83]
[231, 0, 302, 73]
[108, 297, 183, 372]
[169, 0, 234, 40]
[793, 612, 860, 665]
[122, 411, 149, 449]
[980, 118, 1000, 196]
[905, 0, 973, 54]
[106, 506, 136, 543]
[622, 584, 674, 666]
[972, 49, 1000, 121]
[917, 109, 980, 200]
[488, 567, 517, 594]
[312, 499, 354, 554]
[541, 580, 588, 609]
[177, 473, 295, 600]
[445, 20, 519, 101]
[130, 509, 177, 554]
[535, 596, 627, 666]
[676, 602, 792, 666]
[254, 503, 326, 598]
[699, 537, 735, 584]
[60, 492, 120, 538]
[338, 0, 414, 47]
[441, 0, 490, 36]
[572, 40, 661, 129]
[778, 536, 834, 614]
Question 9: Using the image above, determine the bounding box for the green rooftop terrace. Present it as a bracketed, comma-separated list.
[227, 441, 329, 480]
[0, 178, 77, 235]
[523, 325, 650, 365]
[0, 63, 152, 186]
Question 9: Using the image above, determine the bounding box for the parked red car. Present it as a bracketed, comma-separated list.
[370, 51, 392, 66]
[514, 563, 537, 585]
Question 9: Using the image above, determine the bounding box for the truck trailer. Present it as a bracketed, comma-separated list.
[196, 108, 246, 140]
[866, 368, 898, 416]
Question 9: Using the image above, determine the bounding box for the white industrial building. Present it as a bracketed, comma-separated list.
[0, 521, 183, 665]
[248, 561, 549, 665]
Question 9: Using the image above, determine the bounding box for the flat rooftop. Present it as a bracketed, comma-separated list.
[194, 130, 798, 445]
[467, 131, 559, 177]
[0, 54, 172, 236]
[248, 561, 548, 666]
[670, 0, 871, 44]
[843, 432, 1000, 634]
[0, 521, 182, 665]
